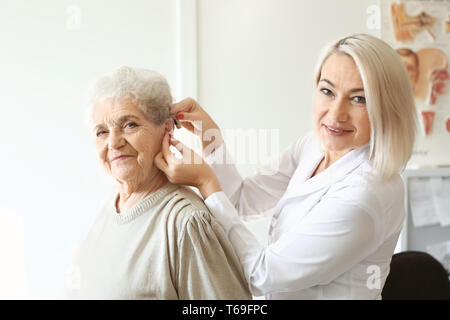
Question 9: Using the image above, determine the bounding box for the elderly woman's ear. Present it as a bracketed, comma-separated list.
[164, 117, 175, 133]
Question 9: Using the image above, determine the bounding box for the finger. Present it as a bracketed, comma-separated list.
[179, 121, 195, 133]
[160, 132, 173, 159]
[169, 136, 179, 144]
[170, 139, 203, 165]
[169, 137, 188, 154]
[170, 97, 196, 114]
[177, 114, 204, 134]
[169, 138, 191, 157]
[176, 112, 197, 122]
[154, 152, 168, 173]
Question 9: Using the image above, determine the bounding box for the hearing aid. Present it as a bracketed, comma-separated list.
[170, 114, 181, 129]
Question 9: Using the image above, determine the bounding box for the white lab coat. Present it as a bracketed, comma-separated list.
[204, 132, 405, 299]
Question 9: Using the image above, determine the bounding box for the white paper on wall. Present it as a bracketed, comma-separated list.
[426, 240, 450, 273]
[429, 177, 450, 226]
[408, 178, 440, 227]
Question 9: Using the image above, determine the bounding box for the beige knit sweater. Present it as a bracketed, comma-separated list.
[65, 182, 251, 299]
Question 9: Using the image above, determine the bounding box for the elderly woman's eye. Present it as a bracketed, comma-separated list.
[96, 130, 107, 137]
[125, 122, 137, 129]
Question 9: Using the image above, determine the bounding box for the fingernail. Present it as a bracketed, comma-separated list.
[169, 133, 173, 139]
[177, 113, 184, 120]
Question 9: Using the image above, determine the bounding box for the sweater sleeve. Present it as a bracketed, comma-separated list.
[176, 210, 252, 300]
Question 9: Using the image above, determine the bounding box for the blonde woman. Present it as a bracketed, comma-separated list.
[155, 34, 417, 299]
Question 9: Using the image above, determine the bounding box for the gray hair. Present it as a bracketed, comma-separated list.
[88, 66, 172, 125]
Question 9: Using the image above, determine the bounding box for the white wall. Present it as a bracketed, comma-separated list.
[197, 0, 379, 176]
[0, 0, 178, 298]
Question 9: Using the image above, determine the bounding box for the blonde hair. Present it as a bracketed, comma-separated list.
[314, 34, 417, 180]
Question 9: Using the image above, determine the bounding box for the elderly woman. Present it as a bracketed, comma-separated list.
[65, 66, 251, 299]
[155, 34, 418, 299]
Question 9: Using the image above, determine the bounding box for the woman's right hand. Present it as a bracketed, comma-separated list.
[171, 97, 224, 155]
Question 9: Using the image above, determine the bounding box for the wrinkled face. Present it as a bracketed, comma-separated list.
[92, 97, 168, 185]
[313, 53, 371, 154]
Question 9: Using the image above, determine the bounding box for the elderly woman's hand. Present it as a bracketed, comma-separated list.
[154, 133, 222, 199]
[171, 98, 224, 156]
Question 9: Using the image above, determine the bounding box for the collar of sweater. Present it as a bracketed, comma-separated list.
[111, 182, 179, 224]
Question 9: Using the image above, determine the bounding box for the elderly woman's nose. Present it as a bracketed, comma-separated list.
[107, 130, 125, 149]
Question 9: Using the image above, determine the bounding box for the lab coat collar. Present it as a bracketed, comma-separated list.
[280, 137, 371, 202]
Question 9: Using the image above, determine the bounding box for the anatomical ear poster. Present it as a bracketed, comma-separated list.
[381, 0, 450, 167]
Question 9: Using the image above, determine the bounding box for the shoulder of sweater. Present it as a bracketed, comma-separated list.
[164, 185, 215, 232]
[170, 185, 210, 213]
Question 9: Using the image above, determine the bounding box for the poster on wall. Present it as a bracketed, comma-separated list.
[381, 0, 450, 167]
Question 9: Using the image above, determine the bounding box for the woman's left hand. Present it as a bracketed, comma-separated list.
[155, 133, 222, 199]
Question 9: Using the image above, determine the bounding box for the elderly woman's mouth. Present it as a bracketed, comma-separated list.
[111, 155, 133, 162]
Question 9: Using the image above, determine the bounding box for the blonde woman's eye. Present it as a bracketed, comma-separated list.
[353, 96, 366, 104]
[320, 88, 333, 96]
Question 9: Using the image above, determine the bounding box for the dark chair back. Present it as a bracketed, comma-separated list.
[382, 251, 450, 300]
